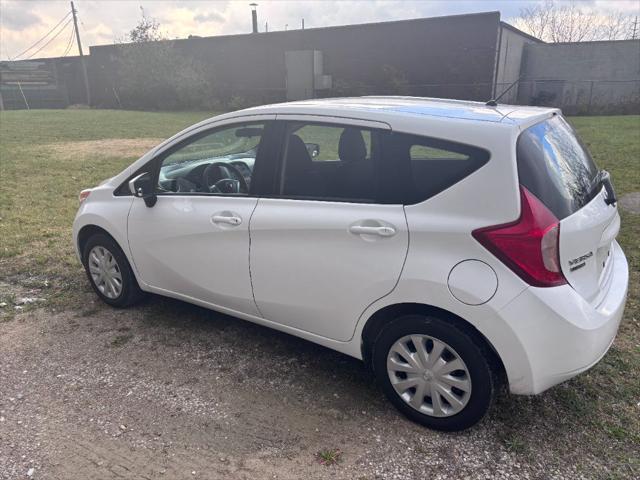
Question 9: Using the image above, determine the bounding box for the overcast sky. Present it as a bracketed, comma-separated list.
[1, 0, 638, 60]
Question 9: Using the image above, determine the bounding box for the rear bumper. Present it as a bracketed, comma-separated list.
[498, 240, 628, 395]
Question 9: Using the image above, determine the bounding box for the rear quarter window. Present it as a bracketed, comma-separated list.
[380, 132, 490, 205]
[517, 115, 599, 219]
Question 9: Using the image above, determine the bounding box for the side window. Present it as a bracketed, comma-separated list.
[157, 122, 265, 195]
[293, 124, 372, 162]
[280, 122, 377, 201]
[410, 145, 470, 161]
[382, 132, 490, 204]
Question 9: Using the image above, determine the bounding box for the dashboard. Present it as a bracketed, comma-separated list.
[158, 156, 255, 194]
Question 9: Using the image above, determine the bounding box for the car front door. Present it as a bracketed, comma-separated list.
[127, 116, 277, 316]
[249, 116, 409, 341]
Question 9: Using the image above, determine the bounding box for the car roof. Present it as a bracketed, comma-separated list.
[237, 96, 559, 127]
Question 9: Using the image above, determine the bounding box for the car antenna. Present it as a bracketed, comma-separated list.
[486, 76, 522, 107]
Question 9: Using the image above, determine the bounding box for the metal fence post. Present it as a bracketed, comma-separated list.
[17, 82, 29, 110]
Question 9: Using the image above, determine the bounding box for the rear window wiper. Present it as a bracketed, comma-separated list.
[594, 170, 617, 206]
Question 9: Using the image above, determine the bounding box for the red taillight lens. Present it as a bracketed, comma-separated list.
[79, 189, 92, 204]
[472, 187, 566, 287]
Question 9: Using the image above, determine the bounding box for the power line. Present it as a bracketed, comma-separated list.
[62, 20, 76, 57]
[11, 11, 71, 60]
[12, 12, 71, 59]
[23, 18, 73, 60]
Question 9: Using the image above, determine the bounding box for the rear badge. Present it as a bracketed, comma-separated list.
[569, 251, 593, 272]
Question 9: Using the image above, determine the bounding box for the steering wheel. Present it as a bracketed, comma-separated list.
[202, 162, 249, 194]
[229, 160, 250, 173]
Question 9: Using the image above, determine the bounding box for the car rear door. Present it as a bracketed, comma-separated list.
[517, 115, 620, 304]
[249, 116, 409, 342]
[559, 189, 619, 303]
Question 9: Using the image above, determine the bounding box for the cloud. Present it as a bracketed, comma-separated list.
[593, 0, 640, 13]
[1, 0, 638, 60]
[1, 3, 41, 31]
[194, 12, 225, 24]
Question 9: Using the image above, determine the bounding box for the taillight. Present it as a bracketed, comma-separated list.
[472, 187, 566, 287]
[79, 189, 92, 204]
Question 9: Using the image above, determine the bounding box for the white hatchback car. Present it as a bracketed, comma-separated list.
[73, 97, 628, 431]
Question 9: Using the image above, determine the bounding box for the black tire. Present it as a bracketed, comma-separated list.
[371, 314, 497, 431]
[82, 233, 144, 308]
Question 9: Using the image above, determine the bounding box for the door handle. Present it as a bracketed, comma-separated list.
[349, 225, 396, 237]
[211, 213, 242, 226]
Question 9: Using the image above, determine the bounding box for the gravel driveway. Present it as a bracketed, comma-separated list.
[0, 292, 626, 479]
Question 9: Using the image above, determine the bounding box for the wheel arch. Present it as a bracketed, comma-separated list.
[78, 225, 112, 259]
[360, 302, 506, 380]
[77, 223, 145, 306]
[77, 224, 133, 272]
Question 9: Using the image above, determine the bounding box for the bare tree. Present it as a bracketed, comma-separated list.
[598, 11, 633, 41]
[513, 0, 636, 42]
[514, 0, 555, 41]
[549, 2, 596, 42]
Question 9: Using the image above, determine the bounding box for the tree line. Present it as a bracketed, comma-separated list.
[512, 0, 638, 43]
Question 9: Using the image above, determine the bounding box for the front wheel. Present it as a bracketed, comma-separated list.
[82, 233, 143, 308]
[372, 314, 497, 431]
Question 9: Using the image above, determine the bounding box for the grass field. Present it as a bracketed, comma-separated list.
[0, 110, 215, 294]
[1, 110, 639, 476]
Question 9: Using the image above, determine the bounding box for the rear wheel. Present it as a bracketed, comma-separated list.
[372, 314, 496, 431]
[82, 233, 143, 307]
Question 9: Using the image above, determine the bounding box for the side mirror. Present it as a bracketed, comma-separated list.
[128, 172, 157, 208]
[305, 142, 320, 158]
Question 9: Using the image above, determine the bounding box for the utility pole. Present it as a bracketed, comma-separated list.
[632, 16, 638, 40]
[71, 1, 91, 105]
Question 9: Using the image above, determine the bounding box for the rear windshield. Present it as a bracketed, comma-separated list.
[517, 115, 599, 219]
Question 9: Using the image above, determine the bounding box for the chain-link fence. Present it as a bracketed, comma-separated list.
[0, 84, 71, 110]
[2, 78, 638, 114]
[318, 79, 640, 115]
[515, 79, 640, 115]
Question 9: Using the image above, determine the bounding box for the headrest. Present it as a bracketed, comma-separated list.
[338, 128, 367, 163]
[286, 134, 313, 171]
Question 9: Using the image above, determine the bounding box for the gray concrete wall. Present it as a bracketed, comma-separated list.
[493, 24, 540, 103]
[517, 40, 640, 114]
[89, 12, 502, 109]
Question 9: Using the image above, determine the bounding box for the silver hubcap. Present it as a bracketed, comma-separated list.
[88, 246, 123, 299]
[387, 334, 472, 417]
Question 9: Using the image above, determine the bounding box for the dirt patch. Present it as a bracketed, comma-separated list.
[1, 293, 636, 479]
[0, 275, 51, 321]
[46, 138, 164, 159]
[619, 192, 640, 215]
